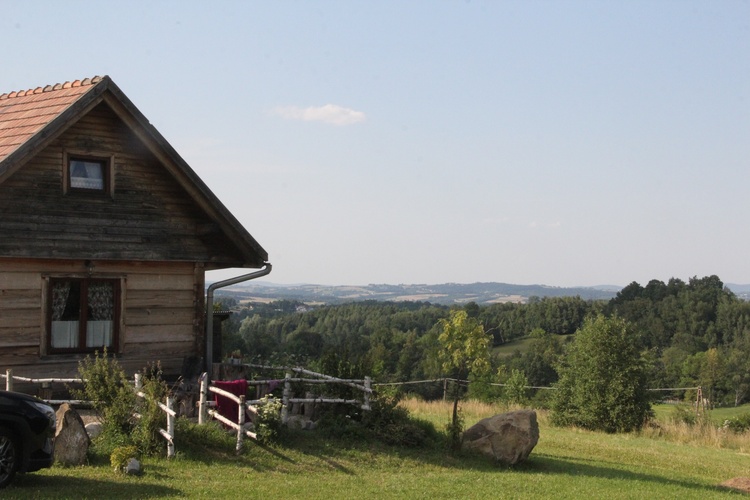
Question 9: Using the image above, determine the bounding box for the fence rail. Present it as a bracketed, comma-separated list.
[196, 364, 373, 452]
[134, 373, 176, 458]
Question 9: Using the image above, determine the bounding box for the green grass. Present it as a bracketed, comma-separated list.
[6, 401, 750, 499]
[493, 334, 573, 358]
[493, 336, 534, 357]
[652, 403, 750, 425]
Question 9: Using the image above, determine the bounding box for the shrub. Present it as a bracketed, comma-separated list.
[504, 369, 529, 405]
[73, 349, 136, 450]
[110, 445, 138, 473]
[723, 412, 750, 433]
[254, 396, 283, 444]
[74, 351, 170, 456]
[671, 404, 699, 426]
[315, 392, 438, 447]
[361, 392, 437, 447]
[551, 315, 652, 433]
[131, 362, 169, 454]
[444, 404, 464, 451]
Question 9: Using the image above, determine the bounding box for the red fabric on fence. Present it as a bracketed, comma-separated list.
[214, 379, 248, 422]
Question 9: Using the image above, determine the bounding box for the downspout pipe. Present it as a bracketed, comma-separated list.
[205, 263, 272, 374]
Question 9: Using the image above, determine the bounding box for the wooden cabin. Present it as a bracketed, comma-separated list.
[0, 76, 268, 379]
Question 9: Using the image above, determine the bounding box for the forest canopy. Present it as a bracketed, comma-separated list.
[217, 275, 750, 407]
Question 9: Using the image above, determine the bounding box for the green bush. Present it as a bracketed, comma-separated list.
[131, 362, 169, 454]
[110, 445, 138, 473]
[671, 404, 699, 425]
[254, 396, 283, 444]
[504, 369, 529, 405]
[73, 349, 136, 451]
[361, 393, 437, 447]
[551, 315, 652, 433]
[74, 351, 170, 456]
[723, 412, 750, 433]
[316, 392, 438, 447]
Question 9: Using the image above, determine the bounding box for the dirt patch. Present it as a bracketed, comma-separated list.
[720, 477, 750, 494]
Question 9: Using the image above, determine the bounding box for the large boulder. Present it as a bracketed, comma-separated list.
[54, 403, 91, 465]
[461, 410, 539, 465]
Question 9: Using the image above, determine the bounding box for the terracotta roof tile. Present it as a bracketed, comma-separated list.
[0, 76, 103, 164]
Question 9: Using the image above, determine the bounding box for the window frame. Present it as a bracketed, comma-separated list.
[63, 152, 115, 196]
[46, 277, 122, 355]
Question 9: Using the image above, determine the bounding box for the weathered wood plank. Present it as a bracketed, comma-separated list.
[0, 273, 42, 290]
[0, 327, 40, 347]
[126, 273, 196, 290]
[126, 326, 195, 343]
[125, 307, 195, 327]
[0, 311, 41, 329]
[125, 289, 195, 308]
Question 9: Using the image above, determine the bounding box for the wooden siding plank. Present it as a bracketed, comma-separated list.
[0, 273, 41, 289]
[125, 289, 195, 309]
[126, 326, 195, 343]
[0, 327, 40, 347]
[125, 307, 195, 327]
[126, 273, 195, 290]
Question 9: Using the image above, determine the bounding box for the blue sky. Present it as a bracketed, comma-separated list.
[2, 1, 748, 287]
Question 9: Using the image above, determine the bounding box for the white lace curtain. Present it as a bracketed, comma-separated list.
[88, 282, 114, 320]
[51, 281, 72, 321]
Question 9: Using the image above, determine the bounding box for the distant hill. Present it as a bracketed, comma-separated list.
[727, 284, 750, 300]
[214, 281, 622, 305]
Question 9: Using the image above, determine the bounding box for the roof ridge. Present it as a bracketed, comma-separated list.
[0, 76, 104, 100]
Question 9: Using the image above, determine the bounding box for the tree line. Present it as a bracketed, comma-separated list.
[218, 274, 750, 407]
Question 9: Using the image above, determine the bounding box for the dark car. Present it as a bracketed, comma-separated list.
[0, 391, 56, 488]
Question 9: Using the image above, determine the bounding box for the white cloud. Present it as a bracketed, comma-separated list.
[273, 104, 366, 126]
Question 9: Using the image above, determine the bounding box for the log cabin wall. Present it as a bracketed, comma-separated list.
[0, 102, 245, 266]
[0, 258, 205, 378]
[0, 100, 232, 378]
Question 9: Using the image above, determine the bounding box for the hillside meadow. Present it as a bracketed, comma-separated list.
[5, 399, 750, 499]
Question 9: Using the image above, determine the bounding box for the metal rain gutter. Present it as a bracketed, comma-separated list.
[205, 263, 272, 374]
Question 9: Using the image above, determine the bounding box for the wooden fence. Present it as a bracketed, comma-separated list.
[2, 368, 177, 458]
[134, 373, 176, 458]
[197, 364, 373, 452]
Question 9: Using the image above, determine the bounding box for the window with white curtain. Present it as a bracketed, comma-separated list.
[49, 278, 120, 353]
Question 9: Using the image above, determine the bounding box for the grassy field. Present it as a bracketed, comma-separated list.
[6, 400, 750, 499]
[652, 402, 750, 424]
[493, 335, 573, 358]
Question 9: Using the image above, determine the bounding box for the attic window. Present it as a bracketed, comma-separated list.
[66, 155, 112, 194]
[70, 159, 104, 190]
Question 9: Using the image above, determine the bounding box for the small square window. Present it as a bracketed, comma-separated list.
[70, 159, 105, 190]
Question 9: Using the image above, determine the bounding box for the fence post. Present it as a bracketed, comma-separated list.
[198, 373, 208, 425]
[281, 372, 291, 424]
[362, 376, 371, 411]
[166, 396, 175, 458]
[134, 372, 142, 392]
[5, 369, 12, 392]
[236, 394, 246, 453]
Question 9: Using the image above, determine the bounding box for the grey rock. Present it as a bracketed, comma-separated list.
[85, 421, 103, 439]
[125, 457, 141, 475]
[54, 403, 90, 466]
[461, 410, 539, 465]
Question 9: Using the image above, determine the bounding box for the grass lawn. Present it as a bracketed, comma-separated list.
[493, 335, 573, 358]
[652, 402, 750, 425]
[6, 400, 750, 499]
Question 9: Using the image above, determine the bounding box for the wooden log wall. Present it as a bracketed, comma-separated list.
[0, 102, 245, 266]
[0, 258, 205, 379]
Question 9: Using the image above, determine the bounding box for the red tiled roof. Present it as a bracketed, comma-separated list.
[0, 77, 103, 163]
